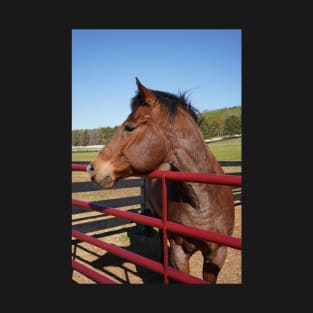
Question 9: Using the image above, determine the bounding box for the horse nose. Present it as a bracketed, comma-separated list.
[86, 162, 95, 180]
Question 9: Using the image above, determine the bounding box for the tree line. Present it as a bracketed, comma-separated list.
[199, 106, 241, 138]
[72, 106, 241, 146]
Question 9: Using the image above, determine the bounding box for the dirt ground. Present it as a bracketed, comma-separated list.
[71, 203, 241, 284]
[72, 166, 242, 285]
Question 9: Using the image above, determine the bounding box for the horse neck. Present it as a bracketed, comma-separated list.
[166, 112, 222, 175]
[164, 112, 225, 211]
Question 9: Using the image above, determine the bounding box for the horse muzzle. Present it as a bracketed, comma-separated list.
[87, 162, 115, 188]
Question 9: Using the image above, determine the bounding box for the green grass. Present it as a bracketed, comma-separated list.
[72, 137, 241, 162]
[72, 151, 98, 162]
[208, 137, 241, 161]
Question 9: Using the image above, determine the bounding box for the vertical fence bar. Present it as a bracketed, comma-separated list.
[72, 163, 241, 284]
[162, 175, 169, 284]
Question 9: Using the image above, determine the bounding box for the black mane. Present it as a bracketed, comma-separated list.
[130, 89, 200, 124]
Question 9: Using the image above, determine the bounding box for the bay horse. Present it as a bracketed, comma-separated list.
[87, 78, 234, 283]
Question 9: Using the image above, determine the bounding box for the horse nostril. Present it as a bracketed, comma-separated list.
[86, 162, 95, 179]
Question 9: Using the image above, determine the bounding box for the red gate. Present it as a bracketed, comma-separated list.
[72, 163, 242, 284]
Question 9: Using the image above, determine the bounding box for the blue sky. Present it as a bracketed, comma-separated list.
[72, 29, 241, 130]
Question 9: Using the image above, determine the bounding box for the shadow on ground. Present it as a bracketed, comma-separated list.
[72, 222, 181, 284]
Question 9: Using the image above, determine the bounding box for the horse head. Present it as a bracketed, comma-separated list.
[87, 78, 168, 188]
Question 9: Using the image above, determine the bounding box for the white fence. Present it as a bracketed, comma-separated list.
[72, 134, 241, 152]
[204, 134, 241, 143]
[72, 145, 105, 152]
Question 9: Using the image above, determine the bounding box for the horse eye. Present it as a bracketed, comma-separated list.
[124, 123, 135, 132]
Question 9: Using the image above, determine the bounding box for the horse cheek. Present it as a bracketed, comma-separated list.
[125, 132, 166, 172]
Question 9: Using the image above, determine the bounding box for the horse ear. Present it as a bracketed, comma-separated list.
[135, 77, 157, 107]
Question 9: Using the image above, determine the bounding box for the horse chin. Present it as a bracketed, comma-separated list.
[98, 175, 115, 188]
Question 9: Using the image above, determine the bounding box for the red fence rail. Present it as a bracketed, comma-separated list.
[72, 163, 242, 284]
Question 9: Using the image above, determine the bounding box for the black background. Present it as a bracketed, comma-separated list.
[3, 2, 310, 310]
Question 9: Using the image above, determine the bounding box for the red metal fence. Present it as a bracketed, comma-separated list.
[72, 163, 242, 284]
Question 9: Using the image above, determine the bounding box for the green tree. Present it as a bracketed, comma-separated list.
[199, 117, 211, 139]
[225, 115, 241, 135]
[81, 129, 90, 146]
[72, 130, 80, 146]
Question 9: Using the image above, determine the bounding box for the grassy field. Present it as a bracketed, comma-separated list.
[72, 137, 241, 162]
[208, 137, 241, 161]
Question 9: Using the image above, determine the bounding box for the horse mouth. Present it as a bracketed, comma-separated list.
[98, 175, 115, 188]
